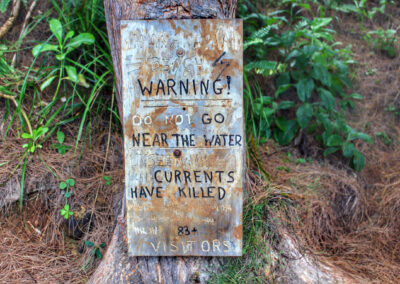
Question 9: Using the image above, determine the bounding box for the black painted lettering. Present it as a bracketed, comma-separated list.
[137, 79, 153, 96]
[227, 171, 235, 183]
[200, 80, 209, 95]
[167, 79, 177, 95]
[156, 79, 165, 95]
[142, 133, 151, 147]
[132, 133, 140, 146]
[154, 170, 162, 183]
[218, 187, 226, 200]
[180, 79, 189, 95]
[213, 78, 223, 94]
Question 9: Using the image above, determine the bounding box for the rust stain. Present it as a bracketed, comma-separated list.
[121, 19, 244, 256]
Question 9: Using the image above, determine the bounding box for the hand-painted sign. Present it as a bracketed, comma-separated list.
[121, 19, 243, 256]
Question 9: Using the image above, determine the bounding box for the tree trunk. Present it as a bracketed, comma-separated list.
[89, 1, 237, 283]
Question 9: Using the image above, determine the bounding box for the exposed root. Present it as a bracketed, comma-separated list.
[0, 0, 21, 39]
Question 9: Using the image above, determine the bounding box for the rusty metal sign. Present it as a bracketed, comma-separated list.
[121, 19, 243, 256]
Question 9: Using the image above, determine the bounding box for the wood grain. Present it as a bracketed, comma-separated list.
[89, 1, 237, 283]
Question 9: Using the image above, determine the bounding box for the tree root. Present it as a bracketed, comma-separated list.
[0, 0, 21, 39]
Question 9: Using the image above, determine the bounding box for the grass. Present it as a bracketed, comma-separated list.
[210, 199, 276, 283]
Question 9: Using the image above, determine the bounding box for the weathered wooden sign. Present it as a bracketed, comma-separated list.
[121, 19, 243, 256]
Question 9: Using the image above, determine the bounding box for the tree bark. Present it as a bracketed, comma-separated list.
[89, 1, 237, 283]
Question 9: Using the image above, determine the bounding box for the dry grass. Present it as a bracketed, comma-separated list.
[0, 114, 123, 283]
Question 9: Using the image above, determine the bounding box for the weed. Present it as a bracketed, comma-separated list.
[50, 130, 70, 154]
[244, 10, 371, 170]
[366, 28, 397, 58]
[21, 126, 48, 153]
[85, 240, 106, 260]
[103, 175, 112, 186]
[60, 178, 75, 219]
[0, 0, 10, 13]
[376, 131, 392, 145]
[210, 200, 274, 283]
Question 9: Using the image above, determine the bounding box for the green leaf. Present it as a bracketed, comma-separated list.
[21, 133, 31, 139]
[296, 103, 313, 129]
[311, 17, 332, 31]
[95, 248, 102, 259]
[22, 144, 29, 148]
[312, 63, 332, 87]
[99, 243, 106, 248]
[342, 142, 355, 158]
[349, 93, 363, 100]
[65, 192, 71, 198]
[353, 150, 365, 171]
[276, 72, 290, 88]
[274, 84, 291, 98]
[244, 38, 263, 50]
[262, 107, 275, 117]
[85, 240, 95, 247]
[66, 178, 75, 187]
[59, 182, 67, 190]
[65, 65, 79, 83]
[326, 134, 344, 147]
[32, 43, 59, 57]
[40, 76, 57, 91]
[0, 0, 11, 13]
[278, 101, 295, 110]
[274, 119, 298, 145]
[348, 132, 372, 143]
[323, 147, 339, 156]
[49, 18, 63, 44]
[55, 53, 66, 61]
[296, 78, 314, 102]
[66, 33, 95, 50]
[64, 30, 75, 43]
[245, 60, 277, 73]
[57, 130, 65, 144]
[60, 209, 66, 215]
[319, 89, 335, 110]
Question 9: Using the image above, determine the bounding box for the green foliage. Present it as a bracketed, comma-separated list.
[60, 178, 75, 219]
[60, 204, 74, 219]
[32, 18, 95, 92]
[243, 8, 371, 171]
[210, 200, 274, 283]
[21, 126, 49, 153]
[103, 175, 112, 186]
[0, 0, 11, 13]
[85, 241, 106, 259]
[366, 28, 397, 58]
[317, 0, 394, 21]
[50, 130, 71, 154]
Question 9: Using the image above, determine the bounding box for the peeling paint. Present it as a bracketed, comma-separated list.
[121, 19, 243, 256]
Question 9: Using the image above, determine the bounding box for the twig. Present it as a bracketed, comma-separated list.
[0, 92, 33, 135]
[102, 86, 115, 172]
[0, 0, 21, 39]
[12, 0, 38, 67]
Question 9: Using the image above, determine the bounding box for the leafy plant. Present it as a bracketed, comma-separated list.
[32, 18, 94, 97]
[21, 126, 49, 153]
[60, 178, 75, 219]
[244, 11, 371, 171]
[85, 240, 106, 259]
[51, 130, 71, 154]
[366, 28, 397, 58]
[0, 0, 10, 13]
[103, 175, 112, 186]
[60, 204, 74, 219]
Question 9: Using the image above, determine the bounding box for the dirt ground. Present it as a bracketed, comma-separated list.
[0, 0, 400, 283]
